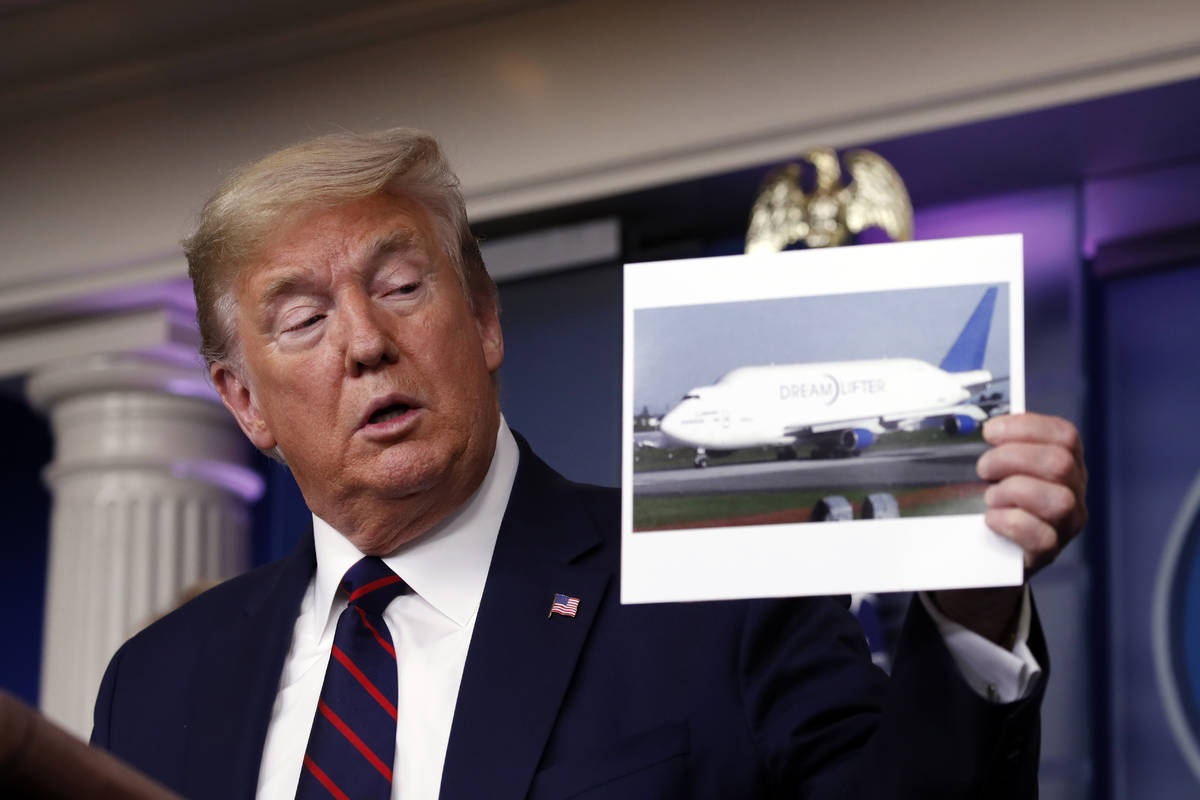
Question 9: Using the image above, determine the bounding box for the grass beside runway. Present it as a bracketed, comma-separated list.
[633, 482, 988, 531]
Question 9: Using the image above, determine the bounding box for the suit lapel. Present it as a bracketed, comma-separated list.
[439, 444, 610, 800]
[181, 532, 316, 799]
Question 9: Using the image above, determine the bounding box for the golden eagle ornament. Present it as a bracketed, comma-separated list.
[745, 148, 913, 254]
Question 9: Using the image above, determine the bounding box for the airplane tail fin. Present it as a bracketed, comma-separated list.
[939, 287, 998, 372]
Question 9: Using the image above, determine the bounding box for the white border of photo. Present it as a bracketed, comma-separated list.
[621, 234, 1026, 604]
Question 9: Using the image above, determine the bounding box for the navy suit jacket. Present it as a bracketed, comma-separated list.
[93, 439, 1045, 798]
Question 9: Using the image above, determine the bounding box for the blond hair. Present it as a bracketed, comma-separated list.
[183, 127, 494, 366]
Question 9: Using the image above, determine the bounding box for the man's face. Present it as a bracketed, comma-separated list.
[211, 193, 503, 554]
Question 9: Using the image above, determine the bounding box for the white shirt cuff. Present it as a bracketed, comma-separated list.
[918, 586, 1042, 704]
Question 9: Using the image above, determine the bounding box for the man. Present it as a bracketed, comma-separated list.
[92, 128, 1087, 799]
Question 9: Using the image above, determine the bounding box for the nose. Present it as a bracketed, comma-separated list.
[340, 294, 399, 374]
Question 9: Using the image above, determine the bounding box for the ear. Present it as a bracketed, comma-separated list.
[210, 361, 278, 451]
[475, 301, 504, 374]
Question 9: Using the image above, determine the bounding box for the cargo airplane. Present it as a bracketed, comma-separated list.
[658, 287, 999, 467]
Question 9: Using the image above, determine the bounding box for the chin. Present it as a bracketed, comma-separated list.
[370, 439, 469, 496]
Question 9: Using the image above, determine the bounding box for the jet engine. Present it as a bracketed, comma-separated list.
[942, 415, 978, 436]
[841, 428, 876, 450]
[811, 428, 875, 457]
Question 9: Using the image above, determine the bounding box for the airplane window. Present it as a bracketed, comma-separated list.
[682, 394, 699, 400]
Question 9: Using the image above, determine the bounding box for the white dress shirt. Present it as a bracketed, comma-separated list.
[921, 585, 1040, 703]
[255, 422, 519, 800]
[254, 417, 1038, 798]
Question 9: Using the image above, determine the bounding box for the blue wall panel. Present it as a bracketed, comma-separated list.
[496, 262, 624, 488]
[1103, 262, 1200, 797]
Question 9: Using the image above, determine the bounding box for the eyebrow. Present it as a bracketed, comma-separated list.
[256, 229, 423, 308]
[257, 272, 319, 312]
[370, 230, 420, 262]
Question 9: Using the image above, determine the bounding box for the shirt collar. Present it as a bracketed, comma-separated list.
[310, 418, 519, 636]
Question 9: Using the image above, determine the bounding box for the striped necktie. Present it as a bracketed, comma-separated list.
[296, 557, 408, 800]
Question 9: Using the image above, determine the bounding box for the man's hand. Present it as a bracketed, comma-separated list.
[930, 412, 1088, 645]
[977, 412, 1088, 573]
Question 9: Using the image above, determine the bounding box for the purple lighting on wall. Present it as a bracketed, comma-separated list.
[1086, 161, 1200, 247]
[915, 185, 1079, 290]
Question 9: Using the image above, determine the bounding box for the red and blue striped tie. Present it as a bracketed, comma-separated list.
[297, 557, 407, 800]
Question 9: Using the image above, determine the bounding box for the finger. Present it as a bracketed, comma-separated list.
[985, 474, 1080, 534]
[983, 506, 1059, 573]
[983, 413, 1084, 467]
[977, 441, 1085, 494]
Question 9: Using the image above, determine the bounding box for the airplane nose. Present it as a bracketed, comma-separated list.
[659, 408, 684, 442]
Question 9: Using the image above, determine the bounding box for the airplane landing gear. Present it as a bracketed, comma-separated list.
[693, 448, 708, 468]
[811, 495, 854, 521]
[863, 492, 900, 519]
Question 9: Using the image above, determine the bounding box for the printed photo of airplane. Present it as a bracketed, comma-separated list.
[655, 287, 999, 468]
[622, 240, 1023, 599]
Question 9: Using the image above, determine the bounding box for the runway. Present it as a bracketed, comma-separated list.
[633, 442, 988, 496]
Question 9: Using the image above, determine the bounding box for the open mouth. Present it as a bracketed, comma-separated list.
[368, 403, 411, 425]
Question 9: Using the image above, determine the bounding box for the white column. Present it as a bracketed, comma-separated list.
[27, 352, 263, 739]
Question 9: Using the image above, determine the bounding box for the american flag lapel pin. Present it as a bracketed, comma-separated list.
[548, 593, 580, 618]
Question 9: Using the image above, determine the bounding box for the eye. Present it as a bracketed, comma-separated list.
[284, 313, 326, 333]
[386, 281, 421, 297]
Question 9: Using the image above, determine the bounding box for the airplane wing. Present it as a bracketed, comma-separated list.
[781, 402, 989, 454]
[781, 418, 886, 456]
[947, 369, 993, 393]
[880, 403, 990, 434]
